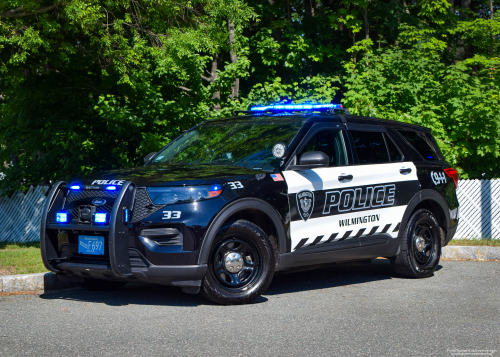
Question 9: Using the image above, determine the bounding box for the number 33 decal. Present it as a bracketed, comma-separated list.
[162, 211, 181, 220]
[228, 181, 244, 189]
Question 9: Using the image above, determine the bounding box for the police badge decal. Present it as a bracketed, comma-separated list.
[296, 190, 314, 221]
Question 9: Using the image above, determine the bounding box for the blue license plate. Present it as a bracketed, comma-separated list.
[78, 235, 105, 255]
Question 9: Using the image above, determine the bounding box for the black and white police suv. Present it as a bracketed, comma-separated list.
[40, 103, 460, 304]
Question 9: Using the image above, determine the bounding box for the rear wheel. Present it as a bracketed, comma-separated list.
[80, 278, 127, 291]
[391, 209, 441, 278]
[201, 220, 275, 305]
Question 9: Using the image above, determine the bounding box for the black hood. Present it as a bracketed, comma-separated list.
[71, 164, 269, 187]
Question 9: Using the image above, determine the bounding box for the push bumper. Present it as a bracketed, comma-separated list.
[40, 181, 206, 290]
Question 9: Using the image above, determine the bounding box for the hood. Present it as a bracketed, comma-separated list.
[71, 164, 269, 187]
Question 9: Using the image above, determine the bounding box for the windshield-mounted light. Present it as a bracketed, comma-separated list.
[250, 103, 342, 112]
[147, 185, 224, 205]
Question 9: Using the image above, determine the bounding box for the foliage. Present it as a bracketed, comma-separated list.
[0, 0, 499, 193]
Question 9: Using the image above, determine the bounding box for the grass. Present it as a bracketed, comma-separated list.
[448, 239, 500, 247]
[0, 242, 48, 275]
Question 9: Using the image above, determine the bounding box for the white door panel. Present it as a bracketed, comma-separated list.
[283, 162, 419, 251]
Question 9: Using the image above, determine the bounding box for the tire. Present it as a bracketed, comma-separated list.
[391, 209, 441, 278]
[79, 278, 127, 291]
[201, 219, 276, 305]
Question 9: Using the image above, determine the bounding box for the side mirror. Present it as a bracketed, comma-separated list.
[298, 151, 330, 167]
[144, 152, 157, 164]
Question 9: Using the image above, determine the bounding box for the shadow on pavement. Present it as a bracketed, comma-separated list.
[39, 259, 443, 306]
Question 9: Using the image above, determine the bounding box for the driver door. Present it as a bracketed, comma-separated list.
[282, 123, 356, 251]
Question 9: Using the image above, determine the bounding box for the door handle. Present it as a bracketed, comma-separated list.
[400, 167, 412, 175]
[338, 174, 353, 183]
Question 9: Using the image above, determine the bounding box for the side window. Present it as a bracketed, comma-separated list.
[384, 133, 403, 162]
[299, 130, 347, 166]
[397, 130, 437, 160]
[350, 131, 389, 164]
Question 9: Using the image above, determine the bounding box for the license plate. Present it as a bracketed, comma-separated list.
[78, 235, 105, 255]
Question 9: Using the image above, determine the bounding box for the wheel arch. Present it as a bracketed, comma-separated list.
[399, 189, 450, 245]
[197, 198, 288, 265]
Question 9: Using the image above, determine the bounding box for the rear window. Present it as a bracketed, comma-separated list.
[397, 130, 438, 161]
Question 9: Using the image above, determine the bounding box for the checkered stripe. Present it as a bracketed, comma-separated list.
[293, 222, 401, 251]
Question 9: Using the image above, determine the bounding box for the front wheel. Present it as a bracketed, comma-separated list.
[201, 220, 275, 305]
[391, 209, 441, 278]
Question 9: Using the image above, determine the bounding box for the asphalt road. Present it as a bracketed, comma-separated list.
[0, 259, 499, 357]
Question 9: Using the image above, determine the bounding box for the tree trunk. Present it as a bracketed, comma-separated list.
[286, 0, 291, 22]
[227, 19, 239, 99]
[211, 53, 221, 110]
[363, 6, 369, 40]
[455, 0, 471, 61]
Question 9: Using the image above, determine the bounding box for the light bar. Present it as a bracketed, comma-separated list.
[250, 103, 343, 112]
[95, 213, 107, 223]
[69, 185, 81, 190]
[56, 212, 68, 223]
[105, 185, 117, 191]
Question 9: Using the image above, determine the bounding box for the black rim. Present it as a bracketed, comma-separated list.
[210, 236, 262, 290]
[411, 222, 436, 267]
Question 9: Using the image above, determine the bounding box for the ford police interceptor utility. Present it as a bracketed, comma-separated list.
[40, 103, 460, 305]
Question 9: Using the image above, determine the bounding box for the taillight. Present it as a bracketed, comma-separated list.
[444, 168, 458, 188]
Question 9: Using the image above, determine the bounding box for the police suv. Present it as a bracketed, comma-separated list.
[40, 104, 460, 305]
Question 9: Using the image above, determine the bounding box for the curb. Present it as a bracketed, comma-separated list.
[0, 272, 80, 294]
[1, 246, 498, 294]
[442, 245, 500, 261]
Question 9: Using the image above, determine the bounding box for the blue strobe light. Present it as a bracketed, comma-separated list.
[105, 185, 117, 191]
[69, 185, 81, 190]
[95, 213, 107, 223]
[56, 212, 68, 223]
[250, 103, 343, 112]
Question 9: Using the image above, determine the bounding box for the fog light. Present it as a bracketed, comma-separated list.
[95, 213, 107, 223]
[56, 212, 68, 223]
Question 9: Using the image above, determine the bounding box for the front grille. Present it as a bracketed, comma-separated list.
[64, 190, 118, 219]
[131, 188, 165, 223]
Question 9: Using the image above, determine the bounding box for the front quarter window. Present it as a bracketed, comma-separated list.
[149, 120, 305, 170]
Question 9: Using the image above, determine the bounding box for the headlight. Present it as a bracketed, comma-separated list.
[147, 185, 223, 205]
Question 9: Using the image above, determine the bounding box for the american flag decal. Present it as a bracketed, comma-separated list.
[271, 174, 284, 181]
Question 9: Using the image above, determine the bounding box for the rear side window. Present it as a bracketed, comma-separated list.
[397, 130, 437, 160]
[350, 131, 389, 164]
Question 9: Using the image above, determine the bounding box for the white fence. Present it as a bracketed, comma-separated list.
[0, 186, 50, 243]
[455, 179, 500, 239]
[0, 181, 499, 243]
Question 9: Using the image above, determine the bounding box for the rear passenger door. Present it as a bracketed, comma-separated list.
[345, 124, 420, 247]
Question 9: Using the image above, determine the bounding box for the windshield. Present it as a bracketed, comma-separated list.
[148, 119, 305, 170]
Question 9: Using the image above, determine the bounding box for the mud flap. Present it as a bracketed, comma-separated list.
[109, 181, 136, 277]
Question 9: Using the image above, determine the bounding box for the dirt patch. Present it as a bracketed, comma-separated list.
[0, 290, 43, 297]
[0, 266, 17, 275]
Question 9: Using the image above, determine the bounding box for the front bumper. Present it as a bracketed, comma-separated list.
[56, 261, 207, 288]
[40, 181, 206, 289]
